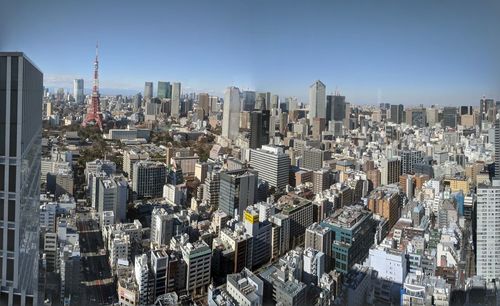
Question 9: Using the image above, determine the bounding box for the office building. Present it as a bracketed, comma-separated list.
[197, 93, 209, 117]
[367, 187, 400, 229]
[303, 248, 325, 285]
[132, 161, 167, 199]
[321, 205, 375, 273]
[305, 223, 333, 272]
[95, 176, 128, 223]
[477, 181, 500, 281]
[326, 94, 346, 122]
[150, 207, 174, 248]
[303, 148, 329, 171]
[144, 82, 153, 101]
[243, 206, 272, 269]
[157, 81, 171, 99]
[179, 236, 212, 296]
[73, 78, 84, 104]
[495, 120, 500, 178]
[249, 110, 270, 149]
[308, 80, 326, 120]
[442, 107, 458, 129]
[219, 169, 257, 218]
[400, 150, 424, 175]
[241, 90, 256, 111]
[171, 82, 181, 118]
[278, 196, 314, 249]
[249, 145, 290, 189]
[0, 52, 42, 305]
[222, 86, 241, 141]
[390, 104, 403, 124]
[380, 157, 401, 185]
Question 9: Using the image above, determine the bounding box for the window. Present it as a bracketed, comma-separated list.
[7, 200, 14, 222]
[8, 166, 15, 192]
[7, 229, 14, 252]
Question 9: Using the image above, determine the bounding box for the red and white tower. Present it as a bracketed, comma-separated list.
[82, 42, 104, 130]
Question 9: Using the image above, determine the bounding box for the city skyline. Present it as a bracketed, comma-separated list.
[2, 0, 500, 105]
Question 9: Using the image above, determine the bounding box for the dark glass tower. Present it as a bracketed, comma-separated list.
[0, 52, 42, 305]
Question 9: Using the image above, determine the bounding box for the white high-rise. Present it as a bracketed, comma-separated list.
[477, 181, 500, 281]
[171, 82, 181, 118]
[308, 80, 326, 120]
[222, 86, 241, 141]
[73, 78, 84, 104]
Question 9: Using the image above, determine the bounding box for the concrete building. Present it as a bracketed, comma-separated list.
[367, 187, 400, 229]
[305, 223, 333, 273]
[476, 181, 500, 281]
[308, 80, 326, 120]
[250, 145, 290, 189]
[222, 86, 241, 141]
[219, 169, 257, 218]
[400, 150, 424, 175]
[303, 248, 325, 285]
[179, 236, 212, 296]
[321, 205, 375, 273]
[226, 268, 264, 306]
[144, 82, 153, 101]
[171, 82, 181, 118]
[150, 208, 174, 248]
[132, 161, 166, 199]
[380, 157, 401, 185]
[259, 264, 307, 306]
[367, 246, 407, 284]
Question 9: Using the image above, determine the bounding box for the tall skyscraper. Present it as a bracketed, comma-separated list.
[73, 78, 84, 104]
[241, 91, 256, 111]
[495, 119, 500, 178]
[197, 93, 209, 117]
[249, 111, 270, 149]
[477, 180, 500, 281]
[442, 107, 458, 129]
[157, 81, 171, 99]
[390, 104, 404, 124]
[171, 82, 181, 118]
[0, 52, 42, 304]
[222, 86, 241, 141]
[308, 80, 326, 120]
[326, 94, 345, 122]
[271, 94, 279, 110]
[144, 82, 153, 101]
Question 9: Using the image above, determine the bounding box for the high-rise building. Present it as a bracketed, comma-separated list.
[219, 169, 257, 218]
[495, 120, 500, 178]
[144, 82, 153, 101]
[476, 181, 500, 281]
[249, 111, 270, 149]
[309, 80, 326, 120]
[367, 187, 401, 229]
[95, 176, 128, 223]
[380, 158, 401, 185]
[241, 91, 256, 111]
[271, 94, 279, 110]
[179, 236, 212, 296]
[326, 94, 346, 122]
[442, 107, 458, 129]
[303, 148, 329, 171]
[150, 207, 174, 248]
[132, 161, 167, 199]
[0, 52, 42, 304]
[197, 93, 209, 117]
[157, 81, 171, 99]
[171, 82, 181, 118]
[390, 104, 404, 124]
[249, 145, 290, 189]
[73, 78, 84, 104]
[400, 150, 424, 175]
[222, 86, 241, 141]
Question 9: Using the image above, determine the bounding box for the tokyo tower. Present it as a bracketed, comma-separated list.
[82, 42, 104, 130]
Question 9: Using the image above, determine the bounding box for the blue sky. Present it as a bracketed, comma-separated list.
[2, 0, 500, 105]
